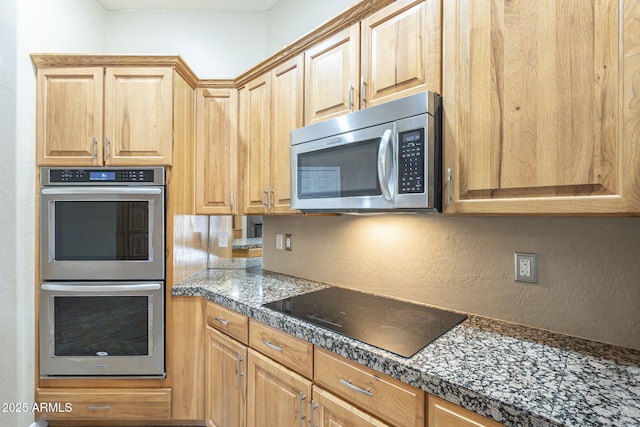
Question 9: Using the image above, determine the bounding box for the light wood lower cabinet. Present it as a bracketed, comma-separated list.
[312, 386, 389, 427]
[247, 348, 313, 427]
[314, 347, 425, 427]
[428, 394, 505, 427]
[35, 388, 171, 421]
[205, 326, 247, 427]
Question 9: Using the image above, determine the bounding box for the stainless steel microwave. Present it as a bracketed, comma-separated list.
[290, 91, 442, 212]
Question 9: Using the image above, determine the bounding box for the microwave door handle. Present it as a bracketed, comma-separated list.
[377, 129, 394, 202]
[41, 187, 162, 195]
[40, 283, 162, 293]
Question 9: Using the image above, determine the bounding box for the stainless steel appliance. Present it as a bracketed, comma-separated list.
[40, 167, 165, 281]
[263, 287, 466, 358]
[39, 281, 164, 376]
[290, 91, 442, 212]
[39, 167, 166, 377]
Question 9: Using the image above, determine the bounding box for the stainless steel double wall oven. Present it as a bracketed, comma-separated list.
[39, 167, 166, 377]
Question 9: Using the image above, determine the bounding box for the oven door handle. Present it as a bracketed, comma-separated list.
[41, 187, 162, 195]
[41, 283, 162, 292]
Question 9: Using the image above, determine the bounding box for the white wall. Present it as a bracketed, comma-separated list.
[2, 1, 106, 425]
[265, 0, 357, 55]
[106, 10, 266, 78]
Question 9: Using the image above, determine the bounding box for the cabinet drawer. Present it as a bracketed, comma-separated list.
[249, 319, 313, 378]
[35, 388, 171, 420]
[314, 347, 425, 427]
[206, 300, 249, 344]
[428, 394, 505, 427]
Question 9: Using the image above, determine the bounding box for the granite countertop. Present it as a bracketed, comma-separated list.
[172, 266, 640, 427]
[232, 237, 262, 250]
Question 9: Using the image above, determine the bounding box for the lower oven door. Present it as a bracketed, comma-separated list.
[39, 282, 165, 377]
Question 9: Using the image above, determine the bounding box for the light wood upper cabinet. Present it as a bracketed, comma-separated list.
[205, 326, 247, 427]
[36, 67, 104, 166]
[240, 74, 271, 214]
[36, 66, 176, 166]
[361, 0, 442, 107]
[304, 25, 360, 125]
[104, 67, 173, 165]
[304, 0, 441, 125]
[195, 86, 238, 215]
[443, 0, 640, 214]
[240, 56, 303, 215]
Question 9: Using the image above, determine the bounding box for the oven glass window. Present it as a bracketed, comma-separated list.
[53, 296, 150, 357]
[54, 201, 149, 261]
[297, 138, 382, 198]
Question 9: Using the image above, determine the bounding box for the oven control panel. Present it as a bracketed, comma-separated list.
[43, 168, 165, 185]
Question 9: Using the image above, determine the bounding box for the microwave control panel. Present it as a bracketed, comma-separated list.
[398, 129, 425, 194]
[45, 168, 164, 185]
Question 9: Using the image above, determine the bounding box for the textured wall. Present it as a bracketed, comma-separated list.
[263, 215, 640, 350]
[0, 0, 20, 425]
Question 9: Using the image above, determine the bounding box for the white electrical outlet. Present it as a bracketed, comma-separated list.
[514, 252, 538, 283]
[276, 234, 284, 250]
[285, 234, 293, 251]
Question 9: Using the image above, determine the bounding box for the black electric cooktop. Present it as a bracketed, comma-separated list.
[262, 287, 467, 358]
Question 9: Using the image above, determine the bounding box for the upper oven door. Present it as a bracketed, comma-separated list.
[291, 122, 396, 211]
[40, 186, 165, 281]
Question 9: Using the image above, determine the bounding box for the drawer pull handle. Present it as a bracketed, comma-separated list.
[339, 379, 373, 397]
[215, 317, 229, 326]
[262, 340, 283, 352]
[89, 404, 112, 410]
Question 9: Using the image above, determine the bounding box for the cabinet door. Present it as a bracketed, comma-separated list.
[361, 0, 441, 107]
[443, 0, 640, 214]
[104, 67, 173, 166]
[304, 25, 360, 125]
[312, 387, 389, 427]
[428, 394, 505, 427]
[196, 88, 238, 215]
[36, 67, 104, 166]
[247, 349, 312, 427]
[240, 75, 271, 214]
[270, 56, 303, 214]
[206, 326, 247, 427]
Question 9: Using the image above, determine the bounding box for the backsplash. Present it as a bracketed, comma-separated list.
[263, 215, 640, 350]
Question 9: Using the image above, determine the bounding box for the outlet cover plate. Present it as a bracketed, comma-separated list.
[515, 252, 538, 283]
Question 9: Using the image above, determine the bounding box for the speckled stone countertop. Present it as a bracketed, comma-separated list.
[232, 237, 262, 250]
[172, 266, 640, 427]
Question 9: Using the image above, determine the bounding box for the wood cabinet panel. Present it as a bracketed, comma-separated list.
[240, 56, 303, 214]
[314, 347, 424, 427]
[312, 386, 389, 427]
[443, 0, 640, 214]
[304, 25, 360, 124]
[249, 319, 313, 379]
[196, 87, 238, 214]
[35, 388, 171, 420]
[361, 0, 441, 107]
[270, 56, 304, 214]
[240, 74, 271, 214]
[428, 394, 505, 427]
[104, 67, 173, 165]
[36, 67, 104, 166]
[206, 326, 247, 427]
[247, 349, 313, 427]
[206, 300, 249, 344]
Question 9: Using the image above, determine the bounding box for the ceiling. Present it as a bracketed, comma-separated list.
[97, 0, 281, 12]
